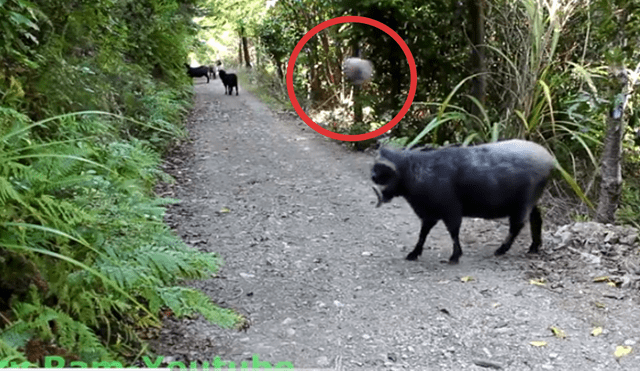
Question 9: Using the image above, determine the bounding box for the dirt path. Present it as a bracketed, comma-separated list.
[151, 78, 640, 370]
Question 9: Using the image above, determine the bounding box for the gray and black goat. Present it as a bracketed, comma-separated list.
[371, 140, 555, 264]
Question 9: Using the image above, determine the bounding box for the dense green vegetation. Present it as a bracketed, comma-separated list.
[1, 0, 242, 365]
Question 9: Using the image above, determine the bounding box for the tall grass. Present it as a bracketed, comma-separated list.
[406, 0, 596, 208]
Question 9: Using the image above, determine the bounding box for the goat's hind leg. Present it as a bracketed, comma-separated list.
[494, 211, 527, 256]
[527, 206, 542, 254]
[443, 214, 463, 264]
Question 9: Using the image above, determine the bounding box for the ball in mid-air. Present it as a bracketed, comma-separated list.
[343, 57, 373, 86]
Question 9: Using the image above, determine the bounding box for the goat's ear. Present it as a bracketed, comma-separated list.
[371, 160, 397, 185]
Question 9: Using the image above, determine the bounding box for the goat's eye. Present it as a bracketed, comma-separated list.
[371, 163, 395, 185]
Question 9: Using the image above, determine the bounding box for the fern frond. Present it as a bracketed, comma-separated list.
[102, 237, 221, 284]
[0, 176, 28, 207]
[10, 299, 112, 363]
[32, 195, 94, 228]
[0, 320, 33, 350]
[155, 287, 241, 329]
[44, 307, 110, 361]
[96, 262, 159, 290]
[0, 338, 32, 367]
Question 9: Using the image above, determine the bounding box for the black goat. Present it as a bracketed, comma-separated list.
[184, 63, 209, 83]
[217, 69, 238, 96]
[371, 140, 555, 264]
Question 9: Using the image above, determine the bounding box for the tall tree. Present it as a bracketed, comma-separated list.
[238, 21, 252, 67]
[195, 0, 267, 66]
[466, 0, 486, 116]
[596, 65, 640, 222]
[590, 0, 640, 222]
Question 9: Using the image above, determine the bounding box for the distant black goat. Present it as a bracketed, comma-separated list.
[217, 69, 238, 96]
[371, 140, 555, 264]
[184, 63, 209, 83]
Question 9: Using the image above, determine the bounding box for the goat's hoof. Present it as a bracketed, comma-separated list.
[494, 245, 509, 256]
[405, 252, 419, 261]
[527, 242, 541, 254]
[448, 258, 460, 265]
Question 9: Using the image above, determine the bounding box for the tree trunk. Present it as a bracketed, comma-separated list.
[595, 65, 639, 223]
[321, 32, 337, 82]
[596, 111, 624, 223]
[275, 60, 284, 81]
[320, 30, 338, 106]
[335, 44, 344, 87]
[354, 85, 363, 123]
[238, 38, 243, 65]
[242, 36, 251, 68]
[467, 0, 486, 116]
[256, 43, 260, 67]
[350, 43, 363, 123]
[309, 61, 321, 103]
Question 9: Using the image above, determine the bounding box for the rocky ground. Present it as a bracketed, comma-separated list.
[150, 77, 640, 370]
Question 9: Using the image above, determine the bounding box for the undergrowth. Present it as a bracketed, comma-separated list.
[0, 0, 246, 365]
[0, 107, 242, 366]
[236, 64, 293, 112]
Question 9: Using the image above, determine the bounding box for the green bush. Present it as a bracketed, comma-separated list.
[0, 109, 242, 365]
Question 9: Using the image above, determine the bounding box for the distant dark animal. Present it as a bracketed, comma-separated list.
[218, 69, 238, 96]
[208, 64, 217, 79]
[371, 140, 555, 264]
[184, 63, 209, 83]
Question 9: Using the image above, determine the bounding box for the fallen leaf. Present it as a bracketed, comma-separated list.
[594, 301, 606, 309]
[492, 303, 501, 308]
[530, 278, 546, 286]
[460, 276, 474, 282]
[607, 281, 617, 287]
[550, 326, 566, 339]
[220, 207, 230, 213]
[614, 345, 632, 358]
[530, 341, 547, 347]
[591, 327, 603, 337]
[593, 276, 610, 282]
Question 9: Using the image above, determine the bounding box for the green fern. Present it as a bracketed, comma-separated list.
[0, 338, 32, 367]
[155, 287, 242, 329]
[9, 290, 112, 363]
[1, 82, 236, 366]
[0, 0, 228, 364]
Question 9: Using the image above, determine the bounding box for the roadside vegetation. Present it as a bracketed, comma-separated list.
[0, 0, 242, 366]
